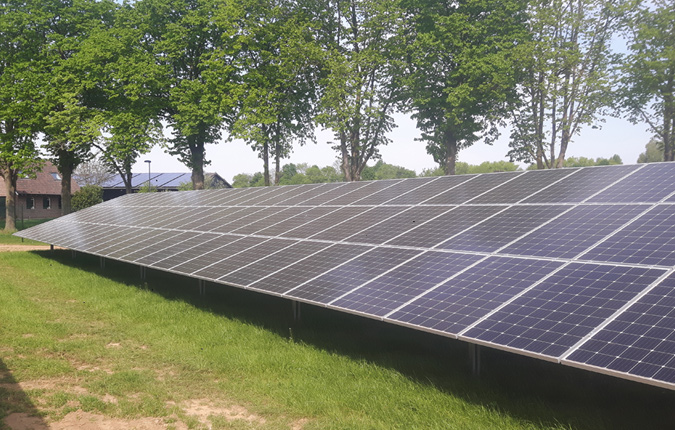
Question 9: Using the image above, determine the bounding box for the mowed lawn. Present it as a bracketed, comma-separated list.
[1, 250, 674, 429]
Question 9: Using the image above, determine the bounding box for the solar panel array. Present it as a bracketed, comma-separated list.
[16, 162, 675, 390]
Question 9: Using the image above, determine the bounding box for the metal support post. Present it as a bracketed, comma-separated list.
[469, 343, 481, 376]
[292, 301, 301, 323]
[100, 257, 105, 270]
[198, 279, 206, 296]
[71, 250, 76, 259]
[50, 244, 54, 253]
[140, 266, 146, 280]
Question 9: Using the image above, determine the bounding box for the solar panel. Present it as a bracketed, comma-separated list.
[564, 272, 675, 386]
[15, 161, 675, 391]
[461, 263, 666, 358]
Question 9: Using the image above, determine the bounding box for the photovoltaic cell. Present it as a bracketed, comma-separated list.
[388, 257, 564, 335]
[523, 164, 641, 203]
[581, 205, 675, 267]
[346, 206, 451, 245]
[463, 263, 666, 358]
[350, 177, 437, 205]
[299, 182, 367, 205]
[279, 207, 367, 239]
[423, 171, 522, 205]
[135, 232, 202, 266]
[566, 272, 675, 384]
[500, 204, 649, 259]
[151, 233, 235, 270]
[436, 205, 569, 253]
[309, 207, 402, 241]
[217, 240, 330, 287]
[207, 208, 274, 233]
[230, 207, 311, 235]
[331, 251, 483, 317]
[469, 168, 576, 204]
[192, 207, 254, 232]
[324, 179, 401, 206]
[287, 247, 422, 304]
[251, 243, 373, 295]
[589, 163, 675, 203]
[192, 238, 295, 280]
[254, 207, 339, 237]
[384, 175, 474, 205]
[169, 236, 263, 275]
[251, 184, 323, 206]
[386, 206, 502, 248]
[276, 183, 340, 206]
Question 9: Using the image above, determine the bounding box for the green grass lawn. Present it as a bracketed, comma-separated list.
[0, 218, 48, 245]
[1, 250, 673, 429]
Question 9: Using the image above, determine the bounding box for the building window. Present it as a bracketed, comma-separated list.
[58, 196, 62, 209]
[43, 197, 51, 209]
[50, 172, 61, 180]
[26, 197, 35, 209]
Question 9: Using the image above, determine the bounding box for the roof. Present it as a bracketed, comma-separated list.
[0, 161, 80, 196]
[101, 172, 231, 189]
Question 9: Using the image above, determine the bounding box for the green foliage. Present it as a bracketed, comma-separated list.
[508, 0, 630, 168]
[361, 160, 416, 181]
[527, 155, 623, 170]
[231, 172, 266, 188]
[401, 0, 528, 174]
[137, 184, 157, 193]
[71, 185, 103, 211]
[637, 139, 664, 163]
[421, 161, 519, 176]
[621, 0, 675, 161]
[314, 0, 406, 181]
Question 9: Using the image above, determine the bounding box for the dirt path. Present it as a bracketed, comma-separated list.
[0, 244, 53, 252]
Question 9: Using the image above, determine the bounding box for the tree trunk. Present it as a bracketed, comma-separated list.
[263, 141, 270, 186]
[61, 164, 73, 216]
[443, 130, 458, 175]
[2, 168, 17, 231]
[664, 77, 674, 161]
[190, 140, 205, 190]
[274, 140, 281, 186]
[340, 131, 353, 181]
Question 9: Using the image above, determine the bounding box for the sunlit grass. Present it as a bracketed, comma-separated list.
[0, 250, 673, 429]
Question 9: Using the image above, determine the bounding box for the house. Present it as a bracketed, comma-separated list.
[100, 172, 231, 201]
[0, 161, 80, 220]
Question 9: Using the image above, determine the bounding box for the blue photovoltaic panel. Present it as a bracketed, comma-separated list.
[588, 163, 675, 203]
[151, 233, 234, 270]
[350, 177, 437, 205]
[523, 164, 640, 203]
[346, 206, 450, 245]
[218, 240, 332, 287]
[469, 168, 576, 204]
[279, 207, 366, 239]
[386, 206, 503, 248]
[384, 175, 473, 205]
[565, 272, 675, 385]
[388, 257, 564, 335]
[309, 207, 402, 241]
[169, 236, 264, 275]
[436, 205, 570, 253]
[251, 243, 373, 295]
[287, 247, 422, 304]
[423, 171, 522, 205]
[330, 251, 483, 317]
[500, 205, 649, 259]
[581, 205, 675, 267]
[462, 263, 666, 358]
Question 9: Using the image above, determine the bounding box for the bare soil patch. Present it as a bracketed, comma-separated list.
[0, 245, 53, 253]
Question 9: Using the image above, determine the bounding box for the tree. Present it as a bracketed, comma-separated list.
[71, 185, 103, 211]
[421, 160, 520, 176]
[637, 138, 664, 163]
[361, 160, 416, 180]
[315, 0, 406, 181]
[74, 158, 115, 186]
[231, 1, 318, 186]
[134, 0, 245, 190]
[621, 0, 675, 161]
[0, 0, 46, 231]
[508, 0, 631, 169]
[38, 0, 118, 215]
[400, 0, 528, 175]
[89, 4, 166, 194]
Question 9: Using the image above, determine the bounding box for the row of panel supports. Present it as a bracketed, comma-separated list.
[71, 256, 482, 378]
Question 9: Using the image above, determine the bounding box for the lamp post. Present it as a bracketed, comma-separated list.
[144, 160, 151, 191]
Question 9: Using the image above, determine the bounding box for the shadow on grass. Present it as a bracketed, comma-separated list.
[0, 358, 49, 430]
[39, 250, 675, 430]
